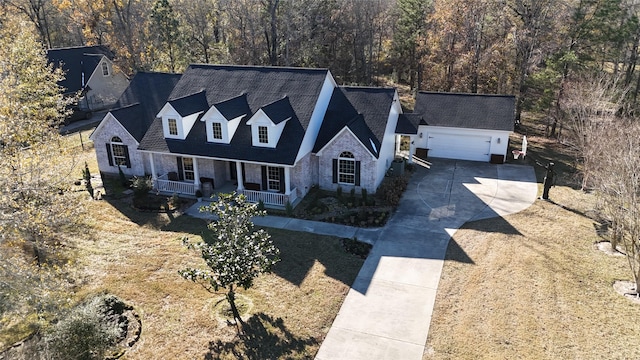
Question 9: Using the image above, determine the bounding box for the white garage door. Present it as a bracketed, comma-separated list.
[427, 132, 491, 162]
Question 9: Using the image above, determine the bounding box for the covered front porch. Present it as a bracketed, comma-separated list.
[147, 153, 298, 207]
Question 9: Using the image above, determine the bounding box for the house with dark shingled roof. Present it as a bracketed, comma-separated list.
[47, 45, 129, 112]
[91, 64, 514, 207]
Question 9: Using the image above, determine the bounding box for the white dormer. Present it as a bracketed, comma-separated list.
[200, 99, 246, 144]
[156, 92, 207, 140]
[245, 109, 289, 148]
[245, 97, 293, 148]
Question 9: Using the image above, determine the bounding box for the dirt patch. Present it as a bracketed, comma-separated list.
[210, 294, 254, 324]
[595, 241, 625, 257]
[613, 281, 640, 305]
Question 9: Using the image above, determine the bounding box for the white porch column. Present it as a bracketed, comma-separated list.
[284, 167, 291, 195]
[235, 161, 244, 191]
[149, 153, 156, 180]
[193, 157, 200, 189]
[395, 134, 401, 155]
[408, 137, 416, 164]
[149, 153, 157, 188]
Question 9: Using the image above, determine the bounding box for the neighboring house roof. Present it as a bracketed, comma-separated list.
[107, 72, 182, 142]
[139, 64, 329, 165]
[414, 92, 515, 131]
[395, 113, 423, 135]
[314, 86, 395, 158]
[47, 45, 114, 94]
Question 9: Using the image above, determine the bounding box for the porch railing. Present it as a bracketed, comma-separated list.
[239, 187, 297, 207]
[155, 174, 196, 195]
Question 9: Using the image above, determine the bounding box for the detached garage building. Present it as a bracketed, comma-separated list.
[398, 92, 515, 163]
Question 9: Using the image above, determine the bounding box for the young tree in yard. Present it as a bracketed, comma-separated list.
[0, 18, 82, 335]
[0, 19, 79, 265]
[592, 120, 640, 295]
[560, 74, 623, 190]
[179, 192, 280, 327]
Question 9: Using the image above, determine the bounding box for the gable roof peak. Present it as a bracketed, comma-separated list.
[259, 96, 295, 124]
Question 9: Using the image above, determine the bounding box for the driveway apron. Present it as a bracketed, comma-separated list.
[315, 159, 537, 360]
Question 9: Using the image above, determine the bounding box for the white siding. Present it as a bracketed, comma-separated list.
[295, 72, 337, 162]
[375, 91, 402, 189]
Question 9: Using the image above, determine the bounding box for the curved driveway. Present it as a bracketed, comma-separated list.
[315, 159, 538, 360]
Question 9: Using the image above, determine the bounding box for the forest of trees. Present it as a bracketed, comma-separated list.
[3, 0, 640, 121]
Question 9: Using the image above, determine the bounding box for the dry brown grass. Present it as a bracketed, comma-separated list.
[2, 140, 363, 359]
[424, 182, 640, 359]
[70, 196, 362, 359]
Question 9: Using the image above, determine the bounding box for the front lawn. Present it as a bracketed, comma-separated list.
[1, 145, 364, 359]
[74, 197, 364, 359]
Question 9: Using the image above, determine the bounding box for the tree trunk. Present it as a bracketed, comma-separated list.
[226, 285, 244, 327]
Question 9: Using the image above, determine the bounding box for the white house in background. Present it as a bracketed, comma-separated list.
[47, 45, 129, 112]
[90, 65, 515, 207]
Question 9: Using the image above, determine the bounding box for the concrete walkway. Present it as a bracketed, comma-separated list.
[315, 159, 537, 359]
[185, 159, 538, 359]
[185, 201, 383, 245]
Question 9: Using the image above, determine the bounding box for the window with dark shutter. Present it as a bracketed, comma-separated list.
[337, 151, 356, 185]
[108, 136, 130, 168]
[106, 143, 113, 166]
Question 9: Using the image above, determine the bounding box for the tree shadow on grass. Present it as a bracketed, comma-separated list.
[204, 312, 318, 360]
[269, 229, 365, 288]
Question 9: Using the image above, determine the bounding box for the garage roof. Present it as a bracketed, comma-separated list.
[414, 92, 515, 132]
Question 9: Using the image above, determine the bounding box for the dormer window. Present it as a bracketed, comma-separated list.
[211, 122, 223, 139]
[258, 126, 269, 143]
[168, 118, 178, 135]
[246, 97, 294, 148]
[201, 94, 249, 144]
[101, 62, 109, 76]
[158, 91, 208, 140]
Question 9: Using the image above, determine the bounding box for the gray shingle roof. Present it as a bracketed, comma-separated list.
[214, 94, 250, 119]
[168, 90, 208, 116]
[414, 92, 515, 131]
[314, 86, 395, 158]
[47, 45, 114, 94]
[395, 113, 422, 134]
[109, 72, 181, 142]
[138, 64, 329, 165]
[261, 97, 295, 124]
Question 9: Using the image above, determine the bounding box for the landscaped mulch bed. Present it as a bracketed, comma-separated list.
[290, 168, 414, 228]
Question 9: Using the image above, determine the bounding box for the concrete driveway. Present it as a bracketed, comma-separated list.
[315, 159, 538, 360]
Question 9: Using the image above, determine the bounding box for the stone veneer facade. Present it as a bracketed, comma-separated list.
[92, 116, 147, 177]
[317, 129, 377, 194]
